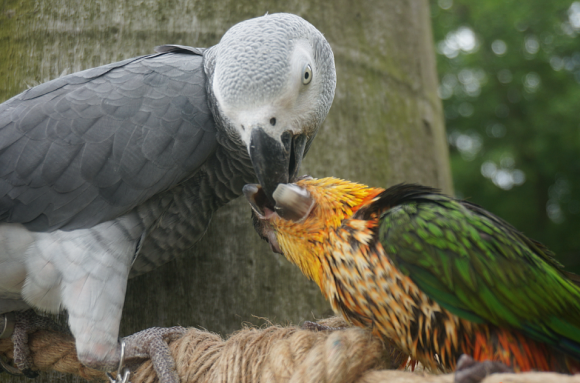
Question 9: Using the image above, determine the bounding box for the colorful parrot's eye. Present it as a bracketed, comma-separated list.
[302, 64, 313, 85]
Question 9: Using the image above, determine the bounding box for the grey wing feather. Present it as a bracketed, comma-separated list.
[0, 48, 218, 231]
[154, 44, 206, 55]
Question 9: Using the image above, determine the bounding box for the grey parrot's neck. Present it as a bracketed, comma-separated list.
[198, 131, 257, 208]
[129, 138, 255, 277]
[203, 45, 258, 205]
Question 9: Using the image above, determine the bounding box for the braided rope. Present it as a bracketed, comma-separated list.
[0, 317, 577, 383]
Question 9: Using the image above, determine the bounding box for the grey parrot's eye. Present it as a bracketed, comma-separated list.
[302, 64, 313, 85]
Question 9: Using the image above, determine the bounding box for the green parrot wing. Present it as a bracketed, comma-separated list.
[371, 185, 580, 356]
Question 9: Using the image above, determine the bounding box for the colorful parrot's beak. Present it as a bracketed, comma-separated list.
[272, 184, 315, 222]
[243, 182, 314, 223]
[243, 183, 283, 254]
[243, 184, 276, 219]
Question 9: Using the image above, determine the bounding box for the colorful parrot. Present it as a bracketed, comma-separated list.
[244, 177, 580, 382]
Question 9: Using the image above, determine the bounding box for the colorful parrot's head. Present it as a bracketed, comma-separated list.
[244, 176, 381, 286]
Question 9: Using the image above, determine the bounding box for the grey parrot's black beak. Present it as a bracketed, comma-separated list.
[249, 127, 308, 206]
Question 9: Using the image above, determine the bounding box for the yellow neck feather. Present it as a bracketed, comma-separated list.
[272, 177, 383, 290]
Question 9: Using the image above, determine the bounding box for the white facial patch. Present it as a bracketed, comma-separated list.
[213, 38, 319, 150]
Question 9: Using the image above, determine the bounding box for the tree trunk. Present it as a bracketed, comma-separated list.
[0, 0, 451, 382]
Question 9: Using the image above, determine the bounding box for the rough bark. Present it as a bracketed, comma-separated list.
[0, 0, 450, 382]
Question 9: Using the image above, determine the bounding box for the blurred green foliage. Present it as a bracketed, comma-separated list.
[430, 0, 580, 272]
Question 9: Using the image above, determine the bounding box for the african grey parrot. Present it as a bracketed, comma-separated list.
[0, 13, 336, 382]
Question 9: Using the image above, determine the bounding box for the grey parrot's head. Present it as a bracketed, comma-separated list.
[208, 13, 336, 206]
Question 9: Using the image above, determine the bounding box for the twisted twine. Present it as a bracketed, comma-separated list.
[0, 317, 578, 383]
